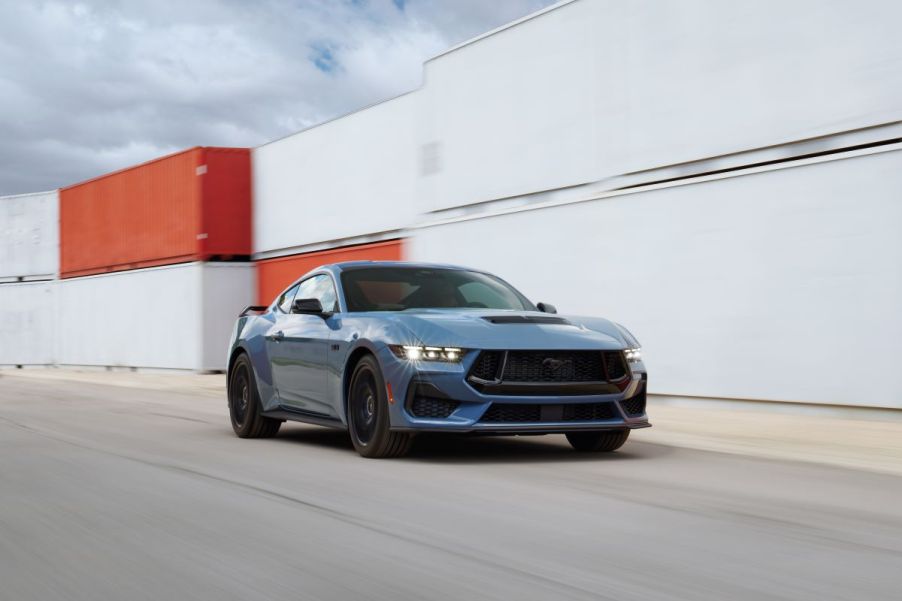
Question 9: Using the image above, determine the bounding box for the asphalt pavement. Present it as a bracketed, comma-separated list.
[1, 373, 901, 600]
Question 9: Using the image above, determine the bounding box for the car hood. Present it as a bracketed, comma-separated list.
[381, 309, 629, 350]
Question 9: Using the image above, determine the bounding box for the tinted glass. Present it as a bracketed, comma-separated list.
[341, 267, 535, 312]
[295, 274, 339, 313]
[277, 284, 300, 313]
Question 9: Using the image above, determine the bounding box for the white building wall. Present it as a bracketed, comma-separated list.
[56, 262, 254, 371]
[418, 0, 902, 211]
[200, 263, 257, 371]
[0, 282, 56, 365]
[410, 148, 902, 407]
[0, 190, 58, 281]
[253, 92, 419, 257]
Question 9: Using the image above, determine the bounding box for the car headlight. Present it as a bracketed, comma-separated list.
[389, 345, 465, 362]
[624, 347, 642, 363]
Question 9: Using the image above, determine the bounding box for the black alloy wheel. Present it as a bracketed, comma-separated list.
[233, 366, 251, 426]
[347, 355, 412, 458]
[228, 354, 282, 438]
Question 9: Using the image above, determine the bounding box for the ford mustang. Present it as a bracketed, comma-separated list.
[226, 261, 649, 458]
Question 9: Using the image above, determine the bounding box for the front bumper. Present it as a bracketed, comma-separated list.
[379, 347, 651, 434]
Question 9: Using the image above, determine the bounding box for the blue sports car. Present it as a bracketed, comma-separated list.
[226, 261, 649, 458]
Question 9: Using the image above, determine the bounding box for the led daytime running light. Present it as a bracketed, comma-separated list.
[392, 345, 464, 362]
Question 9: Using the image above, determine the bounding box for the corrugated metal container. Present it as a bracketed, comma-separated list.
[0, 281, 56, 365]
[419, 0, 902, 212]
[60, 147, 251, 278]
[410, 147, 902, 408]
[56, 262, 254, 371]
[253, 93, 418, 257]
[256, 239, 404, 304]
[0, 190, 58, 282]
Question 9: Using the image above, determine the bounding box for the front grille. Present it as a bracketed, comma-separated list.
[502, 351, 605, 382]
[604, 352, 628, 380]
[410, 397, 459, 418]
[469, 351, 503, 380]
[467, 350, 630, 395]
[620, 393, 646, 416]
[480, 402, 617, 423]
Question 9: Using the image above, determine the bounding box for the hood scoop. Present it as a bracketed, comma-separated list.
[482, 315, 572, 325]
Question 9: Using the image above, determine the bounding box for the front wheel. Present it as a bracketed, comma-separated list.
[566, 429, 630, 452]
[347, 355, 412, 458]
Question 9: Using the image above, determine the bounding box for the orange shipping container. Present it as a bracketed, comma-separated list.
[256, 239, 404, 305]
[60, 147, 252, 278]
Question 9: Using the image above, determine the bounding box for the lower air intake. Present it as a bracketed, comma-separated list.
[410, 397, 458, 418]
[620, 393, 646, 416]
[480, 402, 617, 423]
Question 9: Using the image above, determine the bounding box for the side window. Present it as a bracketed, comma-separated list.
[294, 275, 339, 313]
[277, 284, 300, 313]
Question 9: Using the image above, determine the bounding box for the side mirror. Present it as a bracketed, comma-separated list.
[292, 298, 328, 316]
[536, 302, 557, 314]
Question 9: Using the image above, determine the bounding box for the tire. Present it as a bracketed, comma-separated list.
[566, 429, 630, 452]
[228, 354, 282, 438]
[347, 355, 412, 458]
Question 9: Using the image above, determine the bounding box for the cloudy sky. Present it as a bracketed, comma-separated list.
[0, 0, 554, 195]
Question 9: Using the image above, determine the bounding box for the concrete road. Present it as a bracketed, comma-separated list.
[1, 376, 901, 601]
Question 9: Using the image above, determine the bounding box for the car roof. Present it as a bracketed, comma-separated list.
[329, 260, 476, 272]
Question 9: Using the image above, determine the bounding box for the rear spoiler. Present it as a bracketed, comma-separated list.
[240, 305, 268, 317]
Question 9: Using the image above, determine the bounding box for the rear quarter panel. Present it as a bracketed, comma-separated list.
[230, 313, 280, 411]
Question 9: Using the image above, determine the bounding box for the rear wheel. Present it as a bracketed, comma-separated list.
[347, 355, 411, 458]
[229, 354, 281, 438]
[566, 429, 630, 452]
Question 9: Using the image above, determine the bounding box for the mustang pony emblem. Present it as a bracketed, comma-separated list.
[543, 358, 572, 371]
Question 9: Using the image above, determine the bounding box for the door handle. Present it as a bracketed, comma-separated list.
[268, 330, 285, 342]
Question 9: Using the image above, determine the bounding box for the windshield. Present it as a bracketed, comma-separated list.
[340, 267, 536, 312]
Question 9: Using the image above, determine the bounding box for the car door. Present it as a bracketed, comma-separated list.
[265, 281, 299, 403]
[266, 274, 338, 417]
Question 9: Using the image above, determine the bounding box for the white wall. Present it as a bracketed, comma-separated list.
[0, 282, 56, 365]
[56, 262, 254, 371]
[410, 148, 902, 407]
[250, 0, 901, 249]
[0, 190, 58, 281]
[200, 263, 257, 371]
[418, 0, 902, 211]
[253, 92, 419, 257]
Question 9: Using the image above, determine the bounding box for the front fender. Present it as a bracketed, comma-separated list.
[569, 316, 631, 345]
[332, 337, 394, 425]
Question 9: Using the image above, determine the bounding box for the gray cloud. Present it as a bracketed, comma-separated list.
[0, 0, 554, 195]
